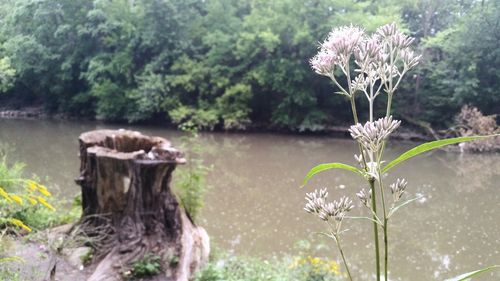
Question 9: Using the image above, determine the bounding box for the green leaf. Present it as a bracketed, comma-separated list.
[444, 265, 500, 281]
[0, 256, 24, 263]
[382, 135, 499, 173]
[388, 196, 422, 218]
[345, 216, 383, 226]
[302, 163, 363, 187]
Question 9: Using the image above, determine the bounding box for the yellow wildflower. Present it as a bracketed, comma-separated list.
[310, 257, 322, 265]
[329, 261, 341, 275]
[26, 180, 51, 197]
[27, 196, 38, 205]
[37, 184, 52, 197]
[9, 194, 23, 205]
[36, 196, 56, 211]
[26, 180, 38, 192]
[0, 187, 12, 203]
[8, 218, 32, 232]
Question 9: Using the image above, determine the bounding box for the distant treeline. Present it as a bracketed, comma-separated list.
[0, 0, 498, 131]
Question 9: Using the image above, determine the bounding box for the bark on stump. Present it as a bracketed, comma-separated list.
[74, 129, 209, 281]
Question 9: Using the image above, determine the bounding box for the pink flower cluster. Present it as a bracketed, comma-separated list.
[310, 26, 364, 76]
[310, 23, 421, 83]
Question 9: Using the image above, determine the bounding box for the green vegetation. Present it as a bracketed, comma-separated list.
[196, 256, 342, 281]
[175, 130, 212, 221]
[0, 267, 22, 281]
[0, 156, 80, 232]
[127, 253, 162, 279]
[12, 200, 80, 231]
[0, 154, 58, 278]
[0, 0, 496, 131]
[80, 248, 94, 266]
[0, 157, 56, 233]
[0, 153, 81, 274]
[196, 241, 343, 281]
[0, 57, 15, 93]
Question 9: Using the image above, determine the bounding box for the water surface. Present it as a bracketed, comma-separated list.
[1, 119, 499, 280]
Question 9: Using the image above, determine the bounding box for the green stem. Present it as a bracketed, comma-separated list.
[349, 97, 371, 172]
[384, 218, 388, 281]
[377, 173, 389, 281]
[334, 234, 354, 281]
[386, 93, 393, 117]
[375, 142, 389, 281]
[370, 179, 381, 281]
[350, 96, 359, 124]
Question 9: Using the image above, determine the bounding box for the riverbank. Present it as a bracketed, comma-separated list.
[1, 226, 92, 281]
[0, 107, 432, 141]
[0, 107, 46, 119]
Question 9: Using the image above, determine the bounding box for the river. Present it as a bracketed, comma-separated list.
[1, 118, 499, 280]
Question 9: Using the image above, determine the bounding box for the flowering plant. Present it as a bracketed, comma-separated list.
[303, 23, 499, 281]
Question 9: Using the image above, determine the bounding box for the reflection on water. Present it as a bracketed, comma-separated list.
[0, 119, 499, 281]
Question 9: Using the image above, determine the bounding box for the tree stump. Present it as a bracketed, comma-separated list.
[74, 129, 209, 281]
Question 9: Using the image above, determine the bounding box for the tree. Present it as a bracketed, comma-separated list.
[417, 1, 500, 126]
[0, 57, 15, 93]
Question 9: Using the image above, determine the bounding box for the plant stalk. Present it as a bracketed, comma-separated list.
[334, 234, 354, 281]
[370, 179, 381, 281]
[380, 181, 390, 281]
[384, 217, 388, 281]
[350, 96, 359, 124]
[378, 177, 389, 281]
[386, 93, 393, 117]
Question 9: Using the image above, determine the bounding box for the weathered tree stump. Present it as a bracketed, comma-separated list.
[74, 129, 209, 281]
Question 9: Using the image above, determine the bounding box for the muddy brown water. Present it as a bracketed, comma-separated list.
[1, 119, 499, 280]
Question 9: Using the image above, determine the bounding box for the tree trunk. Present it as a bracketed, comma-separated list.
[74, 129, 209, 281]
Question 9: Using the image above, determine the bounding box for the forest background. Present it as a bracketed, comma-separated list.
[0, 0, 498, 132]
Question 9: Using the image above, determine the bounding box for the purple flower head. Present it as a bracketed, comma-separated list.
[323, 26, 365, 57]
[310, 49, 337, 76]
[310, 25, 365, 76]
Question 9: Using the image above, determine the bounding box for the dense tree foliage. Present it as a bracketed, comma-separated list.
[0, 0, 497, 130]
[417, 2, 500, 125]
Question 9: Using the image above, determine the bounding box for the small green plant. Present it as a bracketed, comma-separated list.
[169, 254, 179, 267]
[0, 267, 21, 281]
[175, 130, 212, 221]
[80, 248, 94, 266]
[128, 253, 162, 279]
[304, 23, 499, 281]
